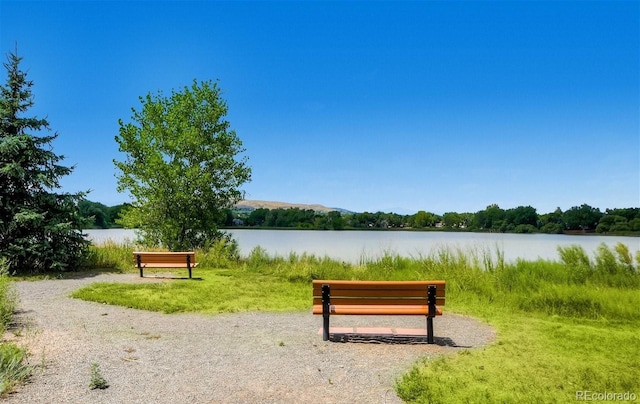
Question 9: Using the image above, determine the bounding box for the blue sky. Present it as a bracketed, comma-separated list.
[1, 1, 638, 214]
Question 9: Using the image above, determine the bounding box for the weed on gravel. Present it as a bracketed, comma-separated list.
[88, 363, 109, 390]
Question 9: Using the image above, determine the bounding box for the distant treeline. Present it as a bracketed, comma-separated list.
[78, 200, 131, 229]
[81, 200, 639, 235]
[233, 204, 639, 235]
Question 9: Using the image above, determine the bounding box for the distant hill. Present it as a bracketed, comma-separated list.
[235, 200, 353, 214]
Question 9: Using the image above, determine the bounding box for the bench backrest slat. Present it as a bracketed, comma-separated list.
[313, 288, 441, 298]
[312, 280, 445, 306]
[313, 280, 445, 289]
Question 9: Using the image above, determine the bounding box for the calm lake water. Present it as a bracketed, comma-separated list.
[84, 228, 639, 264]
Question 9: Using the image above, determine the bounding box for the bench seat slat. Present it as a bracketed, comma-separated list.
[138, 259, 195, 265]
[313, 297, 444, 306]
[312, 304, 443, 316]
[140, 263, 199, 268]
[313, 289, 445, 301]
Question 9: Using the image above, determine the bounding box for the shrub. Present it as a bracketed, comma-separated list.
[0, 259, 17, 334]
[82, 240, 133, 271]
[614, 243, 635, 273]
[198, 235, 240, 268]
[514, 224, 538, 234]
[557, 245, 591, 284]
[0, 343, 31, 396]
[246, 246, 272, 269]
[595, 243, 620, 275]
[0, 260, 30, 396]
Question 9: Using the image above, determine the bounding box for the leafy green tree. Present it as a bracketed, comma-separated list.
[442, 212, 462, 228]
[540, 222, 564, 234]
[264, 210, 278, 227]
[410, 211, 429, 228]
[486, 204, 506, 230]
[459, 213, 473, 228]
[79, 200, 111, 228]
[596, 215, 627, 233]
[604, 208, 640, 222]
[246, 208, 269, 226]
[114, 80, 251, 250]
[275, 210, 289, 227]
[514, 224, 538, 233]
[107, 203, 130, 226]
[351, 212, 377, 228]
[381, 212, 406, 228]
[327, 211, 345, 230]
[472, 204, 505, 230]
[539, 207, 564, 233]
[0, 51, 89, 274]
[505, 206, 538, 227]
[563, 204, 602, 231]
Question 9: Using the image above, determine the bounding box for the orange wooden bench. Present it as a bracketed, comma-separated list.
[312, 280, 445, 344]
[133, 251, 198, 278]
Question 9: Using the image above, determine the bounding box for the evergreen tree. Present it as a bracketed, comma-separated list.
[0, 50, 89, 274]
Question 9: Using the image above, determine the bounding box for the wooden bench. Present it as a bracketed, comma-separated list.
[312, 280, 445, 344]
[133, 251, 198, 279]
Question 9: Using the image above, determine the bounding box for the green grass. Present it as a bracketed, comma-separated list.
[73, 241, 640, 402]
[0, 272, 18, 334]
[81, 240, 137, 272]
[72, 269, 309, 313]
[0, 343, 31, 396]
[396, 311, 640, 403]
[393, 244, 640, 403]
[0, 258, 31, 396]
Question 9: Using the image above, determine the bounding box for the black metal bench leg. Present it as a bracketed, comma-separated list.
[427, 284, 437, 344]
[136, 254, 143, 277]
[187, 255, 192, 279]
[427, 316, 434, 344]
[322, 284, 330, 341]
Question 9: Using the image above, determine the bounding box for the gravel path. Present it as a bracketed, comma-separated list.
[5, 274, 495, 403]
